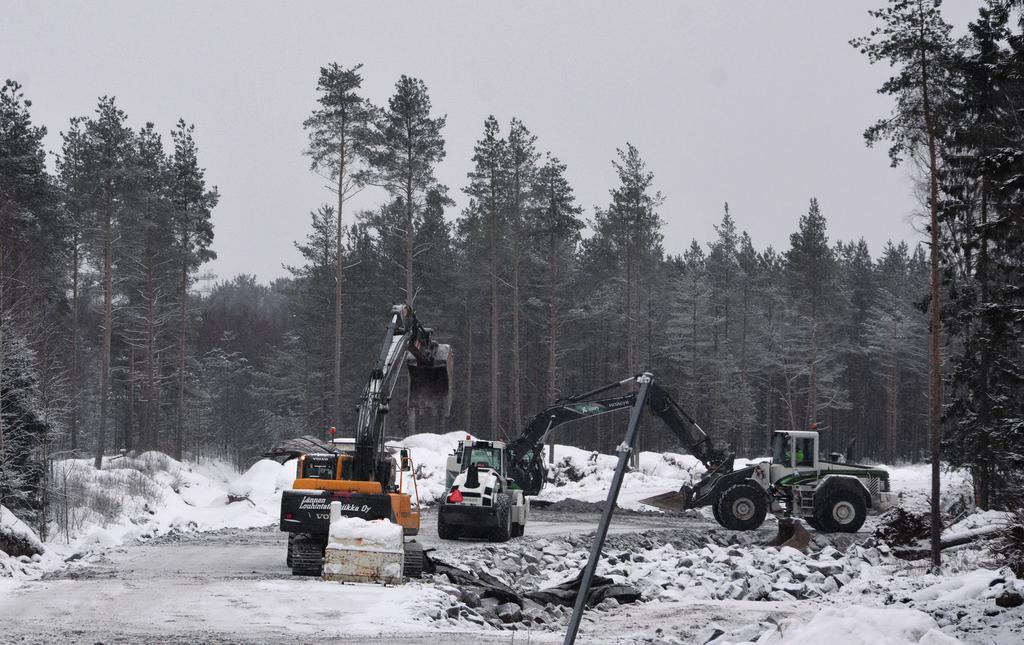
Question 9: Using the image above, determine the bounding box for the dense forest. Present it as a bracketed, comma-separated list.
[1, 1, 1021, 533]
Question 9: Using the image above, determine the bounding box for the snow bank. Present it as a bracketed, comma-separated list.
[47, 452, 294, 553]
[0, 507, 45, 580]
[537, 444, 706, 510]
[759, 605, 952, 645]
[227, 459, 289, 501]
[399, 431, 470, 505]
[0, 505, 44, 556]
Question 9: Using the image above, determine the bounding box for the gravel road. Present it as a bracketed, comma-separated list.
[0, 507, 707, 643]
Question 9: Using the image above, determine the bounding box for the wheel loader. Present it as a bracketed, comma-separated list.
[499, 375, 895, 546]
[278, 304, 452, 581]
[437, 438, 529, 541]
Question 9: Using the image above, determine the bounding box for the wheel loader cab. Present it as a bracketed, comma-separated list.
[460, 442, 506, 475]
[769, 431, 819, 482]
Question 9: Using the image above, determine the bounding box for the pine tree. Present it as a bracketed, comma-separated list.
[0, 79, 56, 513]
[853, 0, 959, 568]
[364, 75, 446, 302]
[503, 118, 540, 430]
[78, 97, 139, 469]
[303, 62, 374, 432]
[169, 120, 217, 460]
[531, 155, 583, 403]
[464, 116, 507, 438]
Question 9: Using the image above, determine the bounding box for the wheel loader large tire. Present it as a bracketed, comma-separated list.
[290, 535, 325, 577]
[712, 502, 723, 525]
[813, 485, 867, 533]
[490, 495, 512, 542]
[437, 511, 460, 540]
[715, 482, 768, 531]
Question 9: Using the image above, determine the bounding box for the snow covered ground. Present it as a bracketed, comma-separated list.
[0, 436, 1020, 643]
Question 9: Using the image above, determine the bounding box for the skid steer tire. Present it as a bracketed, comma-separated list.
[290, 535, 325, 577]
[511, 520, 525, 538]
[813, 486, 867, 533]
[716, 482, 768, 531]
[437, 512, 460, 540]
[490, 495, 512, 542]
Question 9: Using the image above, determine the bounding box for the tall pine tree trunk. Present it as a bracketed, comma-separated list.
[0, 236, 5, 469]
[127, 348, 136, 452]
[464, 304, 473, 432]
[334, 153, 346, 431]
[807, 314, 817, 426]
[977, 184, 991, 508]
[95, 206, 113, 469]
[145, 265, 156, 449]
[176, 253, 187, 461]
[511, 243, 522, 432]
[71, 236, 80, 451]
[489, 189, 500, 439]
[405, 176, 416, 437]
[547, 236, 559, 404]
[921, 42, 944, 572]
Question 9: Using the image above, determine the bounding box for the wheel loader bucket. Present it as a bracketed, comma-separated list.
[407, 343, 453, 415]
[639, 485, 693, 513]
[765, 517, 810, 553]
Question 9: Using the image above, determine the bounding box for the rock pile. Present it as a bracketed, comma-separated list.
[423, 525, 882, 630]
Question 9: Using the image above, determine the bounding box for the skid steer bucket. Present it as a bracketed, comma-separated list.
[407, 343, 453, 415]
[765, 517, 810, 553]
[639, 485, 693, 513]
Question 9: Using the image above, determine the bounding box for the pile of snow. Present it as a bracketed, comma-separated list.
[883, 463, 974, 515]
[227, 458, 294, 503]
[538, 445, 706, 510]
[327, 515, 403, 552]
[46, 452, 296, 553]
[0, 505, 44, 556]
[0, 506, 45, 581]
[756, 605, 953, 645]
[399, 431, 469, 505]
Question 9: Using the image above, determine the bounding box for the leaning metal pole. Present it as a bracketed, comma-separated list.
[563, 372, 653, 645]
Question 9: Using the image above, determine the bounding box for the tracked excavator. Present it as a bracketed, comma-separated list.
[278, 304, 452, 579]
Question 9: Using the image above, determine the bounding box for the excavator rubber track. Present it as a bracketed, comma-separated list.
[402, 541, 424, 579]
[290, 534, 326, 576]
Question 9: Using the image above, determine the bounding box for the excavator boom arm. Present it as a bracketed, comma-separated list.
[507, 376, 732, 497]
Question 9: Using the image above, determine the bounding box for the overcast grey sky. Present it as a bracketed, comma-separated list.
[4, 1, 980, 283]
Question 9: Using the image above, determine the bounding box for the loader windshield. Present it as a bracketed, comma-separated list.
[772, 434, 791, 467]
[462, 446, 503, 474]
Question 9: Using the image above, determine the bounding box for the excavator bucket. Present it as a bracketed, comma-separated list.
[765, 517, 810, 553]
[407, 343, 453, 415]
[639, 485, 693, 513]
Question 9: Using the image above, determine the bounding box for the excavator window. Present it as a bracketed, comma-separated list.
[300, 455, 338, 480]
